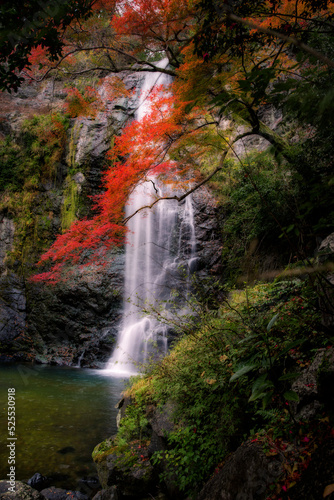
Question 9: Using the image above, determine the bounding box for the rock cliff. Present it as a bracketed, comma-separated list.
[0, 73, 222, 367]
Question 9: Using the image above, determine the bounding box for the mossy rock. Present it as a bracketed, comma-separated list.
[0, 481, 44, 499]
[93, 439, 156, 497]
[92, 437, 118, 464]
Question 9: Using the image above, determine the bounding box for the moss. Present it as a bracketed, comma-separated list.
[61, 176, 79, 232]
[92, 438, 117, 464]
[67, 122, 81, 173]
[0, 112, 72, 275]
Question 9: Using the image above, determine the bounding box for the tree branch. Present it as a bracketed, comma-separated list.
[122, 151, 228, 224]
[27, 45, 177, 82]
[227, 12, 334, 69]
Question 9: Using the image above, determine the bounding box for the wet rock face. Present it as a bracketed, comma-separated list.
[0, 274, 26, 348]
[72, 71, 145, 199]
[26, 251, 125, 368]
[192, 187, 223, 277]
[0, 73, 138, 366]
[0, 79, 66, 139]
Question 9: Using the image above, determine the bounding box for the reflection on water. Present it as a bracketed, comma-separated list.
[0, 363, 125, 492]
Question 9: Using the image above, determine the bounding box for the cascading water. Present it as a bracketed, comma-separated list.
[104, 60, 197, 376]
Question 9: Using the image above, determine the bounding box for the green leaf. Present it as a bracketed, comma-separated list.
[283, 391, 299, 402]
[278, 338, 305, 358]
[267, 313, 279, 332]
[238, 334, 257, 344]
[262, 390, 274, 409]
[248, 374, 274, 402]
[249, 391, 267, 402]
[229, 364, 255, 382]
[278, 372, 300, 382]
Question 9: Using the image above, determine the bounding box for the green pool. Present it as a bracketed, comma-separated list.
[0, 363, 125, 493]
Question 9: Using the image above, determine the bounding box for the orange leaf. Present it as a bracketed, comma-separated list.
[323, 484, 334, 498]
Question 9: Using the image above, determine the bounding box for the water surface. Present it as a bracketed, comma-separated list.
[0, 363, 125, 493]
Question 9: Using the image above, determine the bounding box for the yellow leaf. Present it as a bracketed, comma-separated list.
[284, 464, 292, 474]
[292, 463, 298, 473]
[323, 484, 334, 497]
[206, 379, 217, 385]
[201, 371, 205, 377]
[220, 355, 228, 362]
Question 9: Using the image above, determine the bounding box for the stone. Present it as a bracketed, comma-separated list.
[27, 473, 48, 491]
[94, 442, 156, 498]
[196, 441, 283, 500]
[317, 347, 334, 412]
[290, 349, 325, 420]
[92, 486, 120, 500]
[104, 453, 155, 497]
[290, 347, 334, 420]
[0, 481, 44, 499]
[115, 396, 132, 428]
[148, 401, 176, 456]
[57, 447, 75, 455]
[40, 487, 88, 499]
[288, 438, 334, 500]
[316, 232, 334, 327]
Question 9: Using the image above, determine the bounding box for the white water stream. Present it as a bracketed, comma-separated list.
[104, 60, 197, 376]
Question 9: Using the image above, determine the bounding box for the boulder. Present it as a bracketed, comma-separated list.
[290, 349, 325, 420]
[27, 473, 48, 491]
[289, 347, 334, 419]
[40, 487, 88, 499]
[92, 487, 120, 500]
[317, 347, 334, 412]
[316, 232, 334, 327]
[288, 438, 334, 500]
[93, 436, 156, 498]
[196, 441, 283, 500]
[148, 402, 176, 456]
[98, 451, 155, 497]
[107, 455, 155, 499]
[0, 481, 44, 499]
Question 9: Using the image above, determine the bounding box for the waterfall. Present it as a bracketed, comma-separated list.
[103, 60, 197, 376]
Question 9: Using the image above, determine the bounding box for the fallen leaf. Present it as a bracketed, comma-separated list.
[206, 379, 217, 385]
[323, 484, 334, 497]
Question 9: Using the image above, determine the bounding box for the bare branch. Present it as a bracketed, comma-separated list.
[27, 45, 177, 83]
[122, 151, 228, 224]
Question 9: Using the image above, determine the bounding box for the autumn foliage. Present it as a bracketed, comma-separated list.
[28, 0, 334, 282]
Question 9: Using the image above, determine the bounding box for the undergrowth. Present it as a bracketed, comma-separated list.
[109, 277, 333, 498]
